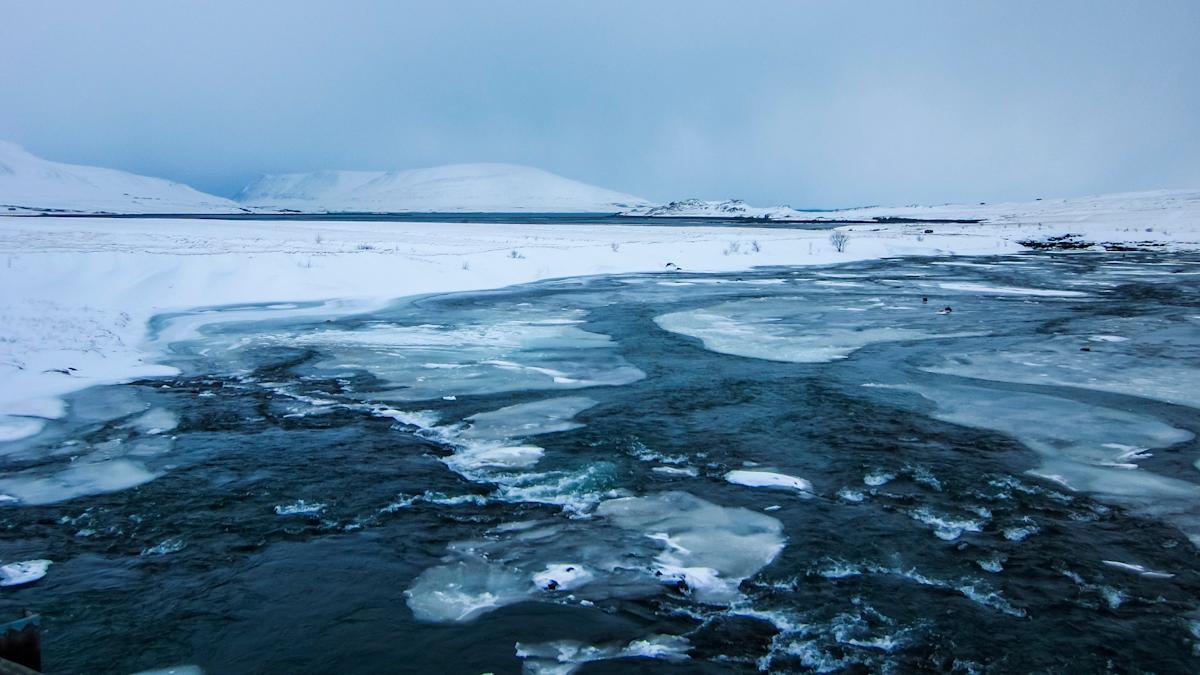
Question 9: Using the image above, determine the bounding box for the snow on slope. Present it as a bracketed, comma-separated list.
[0, 140, 242, 214]
[624, 190, 1200, 230]
[235, 163, 651, 213]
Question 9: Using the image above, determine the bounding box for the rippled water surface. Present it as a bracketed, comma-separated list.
[3, 252, 1200, 673]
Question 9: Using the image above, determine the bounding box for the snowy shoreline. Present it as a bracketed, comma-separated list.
[2, 206, 1199, 442]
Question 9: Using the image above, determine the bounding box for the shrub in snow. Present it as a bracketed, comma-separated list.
[830, 231, 850, 253]
[509, 249, 525, 259]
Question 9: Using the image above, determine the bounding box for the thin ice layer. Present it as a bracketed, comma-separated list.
[655, 296, 982, 363]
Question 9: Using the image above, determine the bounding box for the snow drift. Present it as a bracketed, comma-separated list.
[235, 163, 651, 213]
[0, 140, 241, 214]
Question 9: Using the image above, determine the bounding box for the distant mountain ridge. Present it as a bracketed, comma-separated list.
[235, 163, 651, 213]
[0, 140, 240, 214]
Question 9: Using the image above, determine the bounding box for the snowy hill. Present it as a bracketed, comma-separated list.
[235, 163, 651, 213]
[0, 140, 241, 214]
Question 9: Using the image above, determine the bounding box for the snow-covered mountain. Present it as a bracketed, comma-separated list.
[621, 199, 811, 220]
[235, 163, 651, 213]
[0, 140, 241, 214]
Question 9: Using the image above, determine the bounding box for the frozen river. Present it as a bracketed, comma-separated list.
[2, 251, 1199, 673]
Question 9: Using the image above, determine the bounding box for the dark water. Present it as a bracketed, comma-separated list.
[2, 252, 1200, 674]
[17, 211, 851, 229]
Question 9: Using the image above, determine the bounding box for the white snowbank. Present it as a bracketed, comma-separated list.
[0, 140, 239, 214]
[235, 163, 650, 213]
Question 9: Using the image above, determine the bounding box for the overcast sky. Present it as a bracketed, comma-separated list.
[2, 0, 1198, 207]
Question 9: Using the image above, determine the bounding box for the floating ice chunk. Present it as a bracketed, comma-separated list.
[405, 560, 532, 622]
[652, 466, 698, 477]
[1101, 560, 1175, 579]
[129, 407, 178, 435]
[0, 559, 51, 587]
[375, 408, 439, 428]
[909, 507, 984, 541]
[0, 416, 45, 443]
[459, 397, 596, 441]
[977, 556, 1004, 573]
[449, 445, 545, 471]
[0, 459, 159, 505]
[725, 470, 812, 493]
[655, 302, 976, 363]
[532, 563, 594, 591]
[935, 282, 1089, 297]
[896, 382, 1200, 540]
[837, 488, 866, 502]
[1002, 518, 1040, 542]
[1089, 335, 1129, 343]
[141, 537, 186, 556]
[418, 491, 489, 507]
[924, 317, 1200, 409]
[274, 499, 326, 516]
[596, 492, 784, 604]
[516, 634, 690, 675]
[270, 318, 644, 402]
[863, 472, 894, 487]
[130, 665, 205, 675]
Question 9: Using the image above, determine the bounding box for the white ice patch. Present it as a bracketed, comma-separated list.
[516, 634, 690, 675]
[725, 470, 812, 493]
[863, 472, 894, 487]
[0, 459, 159, 505]
[1100, 560, 1175, 579]
[405, 560, 535, 623]
[897, 382, 1200, 541]
[652, 466, 699, 477]
[909, 507, 985, 541]
[532, 563, 595, 591]
[375, 408, 440, 429]
[448, 445, 545, 471]
[255, 314, 643, 402]
[130, 666, 205, 675]
[935, 282, 1089, 297]
[596, 491, 785, 604]
[274, 499, 326, 516]
[459, 397, 597, 441]
[128, 407, 178, 435]
[0, 416, 45, 442]
[655, 296, 982, 363]
[925, 316, 1200, 409]
[0, 559, 51, 587]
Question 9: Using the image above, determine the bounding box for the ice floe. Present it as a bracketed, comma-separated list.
[596, 492, 785, 604]
[0, 559, 51, 587]
[725, 470, 812, 493]
[516, 634, 690, 675]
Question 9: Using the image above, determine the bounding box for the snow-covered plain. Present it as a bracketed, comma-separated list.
[1, 189, 1198, 442]
[235, 163, 651, 213]
[623, 190, 1200, 234]
[0, 141, 241, 215]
